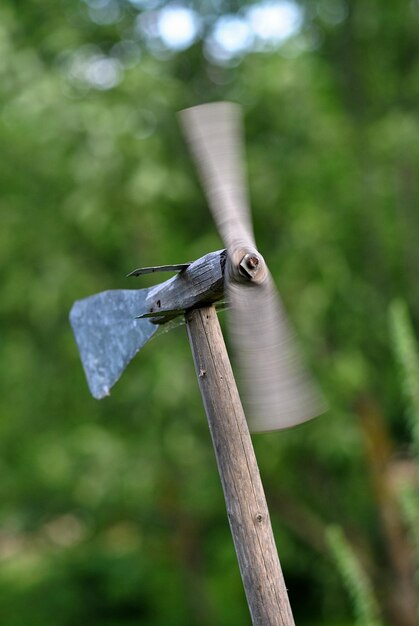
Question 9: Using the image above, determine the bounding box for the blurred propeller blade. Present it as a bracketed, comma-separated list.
[228, 275, 325, 432]
[180, 101, 324, 431]
[179, 102, 255, 252]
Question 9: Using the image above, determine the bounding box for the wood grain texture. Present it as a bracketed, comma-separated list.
[140, 250, 226, 323]
[186, 305, 295, 626]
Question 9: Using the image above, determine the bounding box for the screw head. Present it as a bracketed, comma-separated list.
[246, 255, 259, 270]
[237, 251, 265, 282]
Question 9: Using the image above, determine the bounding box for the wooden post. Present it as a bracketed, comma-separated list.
[186, 305, 295, 626]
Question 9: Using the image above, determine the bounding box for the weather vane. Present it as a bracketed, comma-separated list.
[70, 102, 324, 626]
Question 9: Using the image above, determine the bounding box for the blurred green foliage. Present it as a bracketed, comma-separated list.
[1, 1, 418, 624]
[326, 525, 383, 626]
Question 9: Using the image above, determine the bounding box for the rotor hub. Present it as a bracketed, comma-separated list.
[227, 248, 268, 285]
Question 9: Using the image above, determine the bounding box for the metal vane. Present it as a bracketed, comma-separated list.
[70, 250, 226, 402]
[70, 289, 157, 399]
[127, 262, 191, 277]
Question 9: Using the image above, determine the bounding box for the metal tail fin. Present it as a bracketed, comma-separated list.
[69, 288, 157, 399]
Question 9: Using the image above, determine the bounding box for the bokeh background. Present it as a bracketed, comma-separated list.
[1, 1, 418, 625]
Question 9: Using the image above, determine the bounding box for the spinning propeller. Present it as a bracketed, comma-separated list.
[179, 103, 323, 431]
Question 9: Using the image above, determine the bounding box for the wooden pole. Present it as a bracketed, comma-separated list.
[185, 305, 295, 626]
